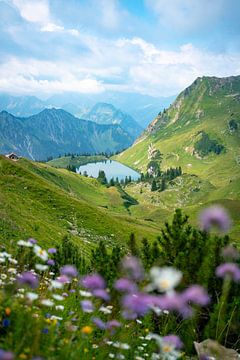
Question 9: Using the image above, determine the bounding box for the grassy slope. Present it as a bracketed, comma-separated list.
[47, 155, 107, 168]
[0, 156, 162, 254]
[115, 76, 240, 239]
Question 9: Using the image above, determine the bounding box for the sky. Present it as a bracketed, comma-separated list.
[0, 0, 240, 98]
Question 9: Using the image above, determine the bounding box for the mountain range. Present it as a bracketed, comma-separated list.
[0, 108, 133, 160]
[0, 92, 174, 128]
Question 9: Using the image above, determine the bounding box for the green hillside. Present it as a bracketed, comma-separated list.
[0, 156, 162, 254]
[115, 76, 240, 238]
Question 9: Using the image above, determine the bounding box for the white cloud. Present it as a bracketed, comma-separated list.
[41, 22, 64, 33]
[0, 37, 239, 97]
[12, 0, 50, 24]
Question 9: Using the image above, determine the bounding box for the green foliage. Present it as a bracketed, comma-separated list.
[97, 170, 108, 185]
[194, 131, 225, 157]
[151, 179, 157, 192]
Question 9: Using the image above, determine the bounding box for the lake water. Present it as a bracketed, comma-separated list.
[76, 160, 140, 181]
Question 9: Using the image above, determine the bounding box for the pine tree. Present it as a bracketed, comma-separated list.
[128, 233, 139, 256]
[141, 237, 151, 269]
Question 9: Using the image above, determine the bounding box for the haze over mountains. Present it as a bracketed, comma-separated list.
[0, 108, 133, 160]
[0, 92, 174, 128]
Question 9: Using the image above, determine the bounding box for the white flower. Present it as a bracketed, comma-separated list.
[52, 294, 64, 301]
[147, 334, 181, 360]
[35, 264, 49, 271]
[49, 280, 63, 289]
[9, 258, 18, 264]
[50, 315, 63, 321]
[41, 299, 54, 307]
[26, 292, 39, 301]
[55, 305, 64, 311]
[112, 342, 130, 350]
[8, 268, 17, 274]
[79, 290, 92, 297]
[17, 240, 33, 247]
[33, 245, 48, 261]
[1, 274, 7, 280]
[149, 267, 182, 293]
[99, 305, 112, 314]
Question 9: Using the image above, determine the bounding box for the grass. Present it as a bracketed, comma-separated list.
[0, 156, 162, 253]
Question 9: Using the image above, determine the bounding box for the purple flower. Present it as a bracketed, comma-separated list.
[114, 278, 137, 293]
[57, 275, 70, 283]
[92, 289, 110, 301]
[92, 317, 106, 330]
[48, 248, 57, 254]
[122, 293, 153, 318]
[17, 271, 39, 289]
[155, 294, 193, 318]
[47, 259, 55, 266]
[28, 238, 37, 244]
[81, 300, 94, 313]
[81, 274, 105, 290]
[106, 320, 121, 330]
[60, 265, 78, 278]
[0, 349, 14, 360]
[221, 246, 239, 261]
[182, 285, 210, 306]
[122, 256, 144, 281]
[162, 335, 183, 349]
[216, 263, 240, 282]
[199, 206, 231, 233]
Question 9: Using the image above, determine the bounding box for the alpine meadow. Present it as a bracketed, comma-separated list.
[0, 1, 240, 360]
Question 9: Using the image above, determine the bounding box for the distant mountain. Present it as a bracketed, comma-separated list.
[0, 92, 174, 129]
[0, 94, 46, 116]
[0, 108, 133, 160]
[81, 102, 143, 139]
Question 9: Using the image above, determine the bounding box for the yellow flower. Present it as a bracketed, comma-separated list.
[5, 307, 11, 316]
[145, 328, 149, 333]
[84, 348, 89, 353]
[19, 354, 27, 359]
[81, 326, 93, 335]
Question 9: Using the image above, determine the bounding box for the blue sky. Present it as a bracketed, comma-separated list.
[0, 0, 239, 97]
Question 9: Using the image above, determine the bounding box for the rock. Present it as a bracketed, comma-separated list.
[194, 339, 240, 360]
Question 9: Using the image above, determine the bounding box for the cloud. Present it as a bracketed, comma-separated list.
[12, 0, 50, 24]
[0, 37, 239, 97]
[40, 22, 64, 33]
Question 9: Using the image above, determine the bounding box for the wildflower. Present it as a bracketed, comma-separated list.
[147, 333, 181, 360]
[5, 308, 11, 316]
[8, 268, 17, 274]
[28, 238, 37, 244]
[81, 325, 93, 334]
[81, 274, 105, 290]
[33, 245, 48, 261]
[0, 349, 14, 360]
[35, 264, 48, 271]
[79, 290, 92, 297]
[1, 274, 7, 280]
[114, 278, 137, 293]
[47, 259, 55, 266]
[122, 293, 154, 318]
[26, 292, 39, 301]
[81, 300, 94, 313]
[41, 299, 54, 307]
[112, 342, 130, 350]
[122, 256, 144, 280]
[199, 206, 231, 232]
[60, 265, 78, 278]
[99, 305, 112, 314]
[57, 275, 70, 284]
[92, 289, 110, 301]
[17, 240, 33, 247]
[52, 294, 64, 301]
[216, 263, 240, 282]
[149, 267, 182, 293]
[154, 293, 192, 319]
[92, 317, 106, 330]
[17, 272, 39, 289]
[2, 319, 10, 327]
[106, 320, 121, 330]
[50, 280, 64, 289]
[221, 245, 239, 261]
[48, 248, 57, 254]
[8, 258, 18, 265]
[182, 285, 210, 306]
[55, 305, 64, 311]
